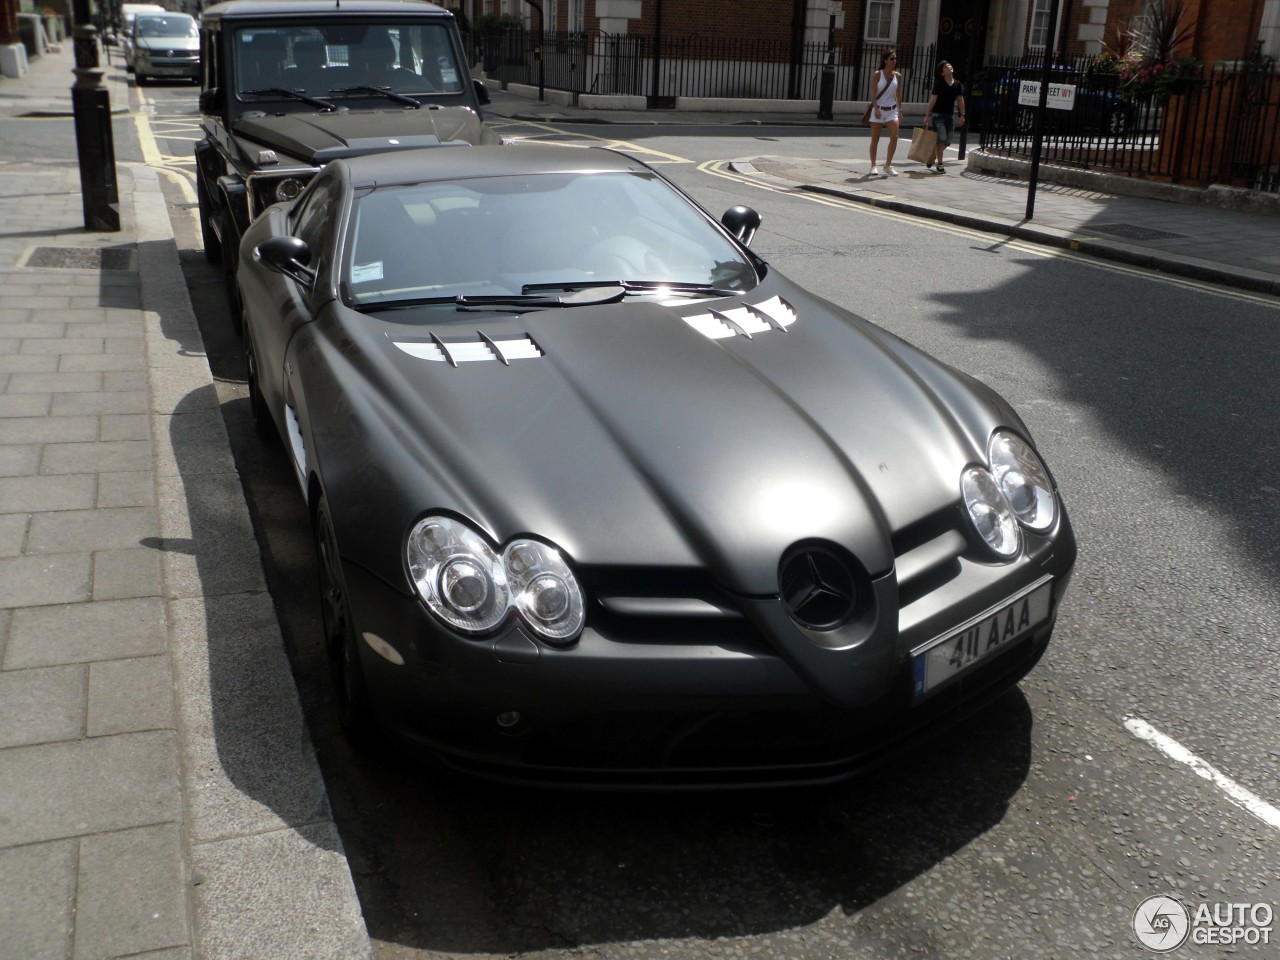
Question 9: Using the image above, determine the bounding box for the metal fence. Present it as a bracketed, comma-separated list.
[978, 53, 1280, 191]
[476, 29, 939, 104]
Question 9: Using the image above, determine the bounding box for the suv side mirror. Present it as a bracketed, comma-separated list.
[721, 205, 762, 247]
[473, 77, 491, 106]
[199, 87, 223, 114]
[255, 235, 316, 286]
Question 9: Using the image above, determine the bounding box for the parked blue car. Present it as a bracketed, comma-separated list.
[969, 65, 1136, 137]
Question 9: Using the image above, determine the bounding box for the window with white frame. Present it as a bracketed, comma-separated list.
[866, 0, 895, 42]
[1261, 0, 1279, 57]
[1029, 0, 1052, 48]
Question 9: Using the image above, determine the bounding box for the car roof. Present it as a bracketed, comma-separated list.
[200, 0, 451, 23]
[339, 145, 649, 190]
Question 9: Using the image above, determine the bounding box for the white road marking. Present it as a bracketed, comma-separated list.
[1124, 716, 1280, 832]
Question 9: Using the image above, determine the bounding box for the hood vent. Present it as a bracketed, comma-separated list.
[392, 333, 542, 366]
[681, 295, 796, 341]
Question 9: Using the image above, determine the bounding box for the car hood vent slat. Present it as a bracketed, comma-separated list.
[392, 334, 542, 364]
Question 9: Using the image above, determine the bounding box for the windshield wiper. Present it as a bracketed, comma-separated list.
[241, 87, 337, 111]
[522, 279, 741, 298]
[353, 287, 628, 313]
[330, 85, 421, 108]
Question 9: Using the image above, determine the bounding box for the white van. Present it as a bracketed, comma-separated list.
[119, 3, 166, 69]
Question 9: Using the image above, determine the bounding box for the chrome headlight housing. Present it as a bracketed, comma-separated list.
[988, 430, 1056, 533]
[961, 465, 1021, 558]
[274, 178, 305, 203]
[407, 516, 585, 643]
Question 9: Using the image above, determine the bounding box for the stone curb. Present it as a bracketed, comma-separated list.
[129, 160, 374, 960]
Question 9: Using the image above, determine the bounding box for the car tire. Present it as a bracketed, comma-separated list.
[220, 208, 244, 338]
[315, 497, 376, 744]
[196, 173, 222, 265]
[244, 326, 275, 442]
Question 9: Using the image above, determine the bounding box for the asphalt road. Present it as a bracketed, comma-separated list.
[77, 75, 1280, 959]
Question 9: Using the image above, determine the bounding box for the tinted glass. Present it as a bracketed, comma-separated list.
[345, 171, 758, 307]
[234, 22, 464, 100]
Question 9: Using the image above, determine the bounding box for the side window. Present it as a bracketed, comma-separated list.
[292, 175, 340, 266]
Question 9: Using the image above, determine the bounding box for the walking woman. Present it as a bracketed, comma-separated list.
[867, 50, 902, 177]
[923, 60, 967, 173]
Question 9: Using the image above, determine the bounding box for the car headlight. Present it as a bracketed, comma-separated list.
[407, 517, 509, 632]
[407, 516, 585, 642]
[274, 178, 304, 203]
[961, 465, 1020, 558]
[988, 430, 1056, 532]
[504, 539, 584, 643]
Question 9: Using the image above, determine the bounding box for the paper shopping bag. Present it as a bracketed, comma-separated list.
[907, 126, 938, 165]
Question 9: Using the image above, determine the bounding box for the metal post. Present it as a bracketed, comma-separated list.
[70, 0, 119, 232]
[1025, 0, 1060, 221]
[818, 7, 836, 120]
[523, 0, 543, 101]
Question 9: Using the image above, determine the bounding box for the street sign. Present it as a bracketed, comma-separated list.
[828, 1, 843, 12]
[1018, 79, 1076, 110]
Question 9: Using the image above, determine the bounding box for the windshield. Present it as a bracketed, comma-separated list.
[135, 14, 196, 38]
[343, 171, 759, 309]
[234, 22, 464, 102]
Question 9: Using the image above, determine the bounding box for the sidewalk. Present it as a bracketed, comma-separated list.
[484, 88, 1280, 295]
[0, 46, 371, 960]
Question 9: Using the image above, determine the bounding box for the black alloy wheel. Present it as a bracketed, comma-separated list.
[196, 173, 222, 265]
[315, 497, 375, 743]
[220, 208, 244, 338]
[244, 327, 275, 442]
[1105, 104, 1131, 137]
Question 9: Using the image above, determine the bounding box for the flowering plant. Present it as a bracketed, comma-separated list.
[1095, 0, 1200, 102]
[1114, 53, 1200, 102]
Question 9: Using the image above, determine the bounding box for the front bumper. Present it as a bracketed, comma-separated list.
[341, 513, 1076, 789]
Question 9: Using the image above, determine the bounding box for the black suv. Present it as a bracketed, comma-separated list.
[195, 0, 498, 327]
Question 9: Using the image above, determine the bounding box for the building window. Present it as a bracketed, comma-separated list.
[866, 0, 895, 42]
[1260, 0, 1279, 57]
[1029, 0, 1052, 49]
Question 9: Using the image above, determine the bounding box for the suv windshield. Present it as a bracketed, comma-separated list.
[235, 22, 464, 102]
[344, 171, 759, 308]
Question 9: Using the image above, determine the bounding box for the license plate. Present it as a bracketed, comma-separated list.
[913, 580, 1053, 700]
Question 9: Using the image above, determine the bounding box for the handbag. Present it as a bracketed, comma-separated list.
[861, 73, 893, 126]
[908, 126, 938, 164]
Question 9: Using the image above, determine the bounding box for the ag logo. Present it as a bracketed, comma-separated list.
[1133, 895, 1191, 952]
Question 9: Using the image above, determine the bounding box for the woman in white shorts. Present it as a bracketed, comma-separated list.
[868, 50, 902, 177]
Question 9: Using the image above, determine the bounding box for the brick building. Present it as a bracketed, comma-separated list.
[457, 0, 1278, 73]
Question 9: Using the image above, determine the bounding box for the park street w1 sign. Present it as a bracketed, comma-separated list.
[1018, 79, 1076, 109]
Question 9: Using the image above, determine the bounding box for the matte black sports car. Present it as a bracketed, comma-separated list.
[238, 144, 1077, 788]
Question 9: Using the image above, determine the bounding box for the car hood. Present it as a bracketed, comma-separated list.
[316, 282, 1017, 596]
[233, 107, 497, 165]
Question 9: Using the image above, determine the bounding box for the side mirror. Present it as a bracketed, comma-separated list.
[254, 235, 316, 286]
[198, 87, 223, 114]
[473, 77, 491, 106]
[721, 205, 762, 247]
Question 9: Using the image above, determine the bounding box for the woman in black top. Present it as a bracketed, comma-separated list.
[923, 61, 967, 173]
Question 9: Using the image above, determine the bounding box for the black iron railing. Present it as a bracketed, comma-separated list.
[476, 29, 939, 104]
[977, 52, 1280, 191]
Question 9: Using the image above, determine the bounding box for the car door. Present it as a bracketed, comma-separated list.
[246, 171, 344, 434]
